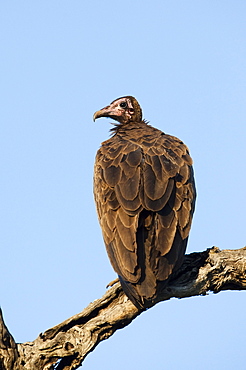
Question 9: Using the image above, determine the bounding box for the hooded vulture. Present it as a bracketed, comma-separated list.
[93, 96, 196, 309]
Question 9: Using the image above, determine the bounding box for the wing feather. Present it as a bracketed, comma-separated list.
[94, 124, 196, 307]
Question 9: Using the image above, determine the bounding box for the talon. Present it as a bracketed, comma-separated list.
[106, 278, 119, 288]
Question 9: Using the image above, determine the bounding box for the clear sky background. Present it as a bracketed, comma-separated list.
[1, 1, 246, 369]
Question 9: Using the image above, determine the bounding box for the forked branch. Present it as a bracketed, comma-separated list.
[1, 247, 246, 370]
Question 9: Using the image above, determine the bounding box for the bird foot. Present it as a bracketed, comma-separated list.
[106, 278, 119, 288]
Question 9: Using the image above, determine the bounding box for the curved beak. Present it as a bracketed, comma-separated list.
[93, 107, 111, 122]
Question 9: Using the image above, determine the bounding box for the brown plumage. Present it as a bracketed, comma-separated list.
[93, 96, 196, 309]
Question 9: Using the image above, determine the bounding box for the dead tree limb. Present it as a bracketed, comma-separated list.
[1, 246, 246, 370]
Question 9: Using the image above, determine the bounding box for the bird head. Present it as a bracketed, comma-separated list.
[93, 96, 142, 124]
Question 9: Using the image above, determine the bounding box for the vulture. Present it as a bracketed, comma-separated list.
[93, 96, 196, 309]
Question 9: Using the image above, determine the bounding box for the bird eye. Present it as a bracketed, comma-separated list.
[120, 102, 127, 108]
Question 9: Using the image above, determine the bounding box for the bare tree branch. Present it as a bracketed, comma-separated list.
[0, 308, 19, 370]
[1, 247, 246, 370]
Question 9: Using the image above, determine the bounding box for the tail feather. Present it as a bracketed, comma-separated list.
[119, 275, 159, 310]
[118, 276, 145, 310]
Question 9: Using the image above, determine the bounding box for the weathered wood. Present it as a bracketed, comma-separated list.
[0, 308, 19, 370]
[1, 247, 246, 370]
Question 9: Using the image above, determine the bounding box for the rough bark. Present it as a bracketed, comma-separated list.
[1, 247, 246, 370]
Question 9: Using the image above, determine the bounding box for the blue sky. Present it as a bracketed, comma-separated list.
[1, 1, 246, 369]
